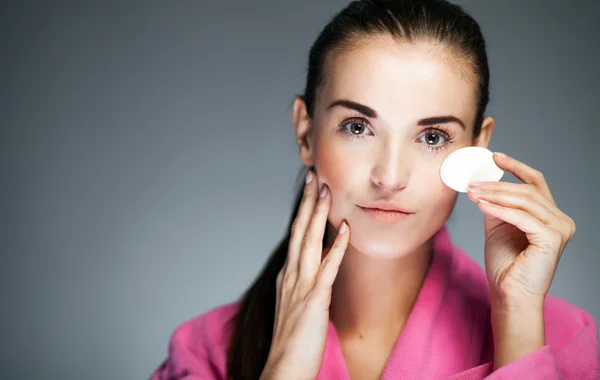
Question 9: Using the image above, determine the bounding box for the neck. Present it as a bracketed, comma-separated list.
[326, 224, 434, 339]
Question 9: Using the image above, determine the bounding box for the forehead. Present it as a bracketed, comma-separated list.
[318, 37, 478, 127]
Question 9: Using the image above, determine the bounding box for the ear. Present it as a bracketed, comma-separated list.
[473, 116, 495, 149]
[293, 96, 314, 167]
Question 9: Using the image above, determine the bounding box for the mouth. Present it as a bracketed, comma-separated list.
[357, 202, 415, 223]
[357, 201, 415, 214]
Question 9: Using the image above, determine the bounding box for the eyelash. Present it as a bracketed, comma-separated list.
[336, 117, 375, 140]
[336, 117, 455, 152]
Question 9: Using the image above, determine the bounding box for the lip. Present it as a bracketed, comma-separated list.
[357, 202, 415, 224]
[358, 201, 415, 214]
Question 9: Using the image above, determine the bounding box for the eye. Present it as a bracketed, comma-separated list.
[417, 127, 454, 152]
[419, 130, 448, 146]
[344, 120, 370, 135]
[339, 118, 373, 138]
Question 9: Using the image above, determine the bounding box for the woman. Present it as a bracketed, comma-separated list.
[151, 0, 599, 379]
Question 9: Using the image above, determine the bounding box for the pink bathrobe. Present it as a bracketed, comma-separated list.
[151, 226, 600, 379]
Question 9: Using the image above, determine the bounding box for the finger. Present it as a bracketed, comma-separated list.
[468, 180, 576, 239]
[492, 152, 554, 204]
[467, 184, 561, 227]
[287, 171, 318, 273]
[468, 180, 557, 213]
[476, 200, 559, 251]
[313, 221, 349, 295]
[273, 268, 284, 333]
[298, 183, 331, 281]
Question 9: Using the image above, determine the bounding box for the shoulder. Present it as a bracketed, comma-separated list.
[169, 302, 240, 354]
[543, 294, 598, 349]
[151, 302, 241, 379]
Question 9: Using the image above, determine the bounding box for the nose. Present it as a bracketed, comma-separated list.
[370, 141, 411, 191]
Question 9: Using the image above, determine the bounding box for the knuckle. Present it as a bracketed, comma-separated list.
[559, 230, 569, 245]
[516, 209, 528, 219]
[290, 220, 299, 235]
[558, 214, 576, 238]
[332, 237, 345, 250]
[567, 217, 576, 236]
[533, 170, 545, 182]
[320, 256, 331, 269]
[316, 261, 336, 283]
[523, 184, 538, 199]
[322, 262, 340, 280]
[524, 184, 535, 196]
[280, 272, 296, 291]
[331, 255, 342, 269]
[301, 233, 313, 247]
[538, 229, 559, 251]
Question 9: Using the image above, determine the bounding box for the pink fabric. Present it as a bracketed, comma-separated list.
[150, 227, 600, 379]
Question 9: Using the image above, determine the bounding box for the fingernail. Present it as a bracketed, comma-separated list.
[305, 171, 313, 184]
[494, 152, 507, 158]
[319, 184, 327, 198]
[339, 221, 347, 234]
[478, 199, 490, 204]
[468, 180, 483, 187]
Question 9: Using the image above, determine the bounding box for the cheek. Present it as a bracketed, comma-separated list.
[417, 158, 458, 213]
[312, 138, 365, 195]
[312, 139, 370, 223]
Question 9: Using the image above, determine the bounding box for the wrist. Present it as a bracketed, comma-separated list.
[489, 286, 545, 312]
[491, 300, 546, 370]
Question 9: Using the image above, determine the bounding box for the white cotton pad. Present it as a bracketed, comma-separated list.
[440, 147, 504, 192]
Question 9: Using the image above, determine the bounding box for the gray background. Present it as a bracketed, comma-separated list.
[2, 1, 599, 379]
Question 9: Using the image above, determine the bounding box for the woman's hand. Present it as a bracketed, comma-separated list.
[260, 170, 350, 380]
[467, 152, 576, 368]
[467, 152, 576, 307]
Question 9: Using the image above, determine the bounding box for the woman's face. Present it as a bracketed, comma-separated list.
[294, 36, 493, 258]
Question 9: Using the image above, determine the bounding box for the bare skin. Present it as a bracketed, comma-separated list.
[291, 36, 494, 379]
[261, 35, 575, 380]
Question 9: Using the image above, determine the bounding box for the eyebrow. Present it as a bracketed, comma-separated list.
[327, 99, 378, 118]
[327, 99, 466, 130]
[418, 116, 466, 130]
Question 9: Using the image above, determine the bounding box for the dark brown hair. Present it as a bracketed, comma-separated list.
[226, 1, 490, 378]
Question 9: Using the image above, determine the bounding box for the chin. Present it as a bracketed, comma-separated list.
[329, 211, 447, 259]
[326, 199, 452, 259]
[348, 230, 422, 259]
